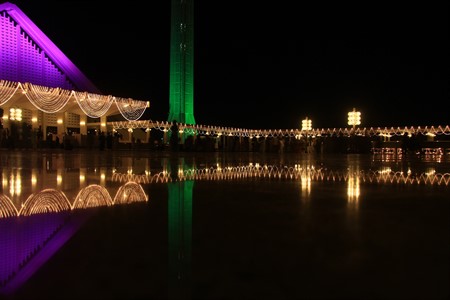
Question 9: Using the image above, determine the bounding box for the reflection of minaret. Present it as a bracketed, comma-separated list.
[167, 159, 193, 300]
[168, 0, 196, 125]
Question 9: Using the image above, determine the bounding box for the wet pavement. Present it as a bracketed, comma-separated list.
[0, 150, 449, 300]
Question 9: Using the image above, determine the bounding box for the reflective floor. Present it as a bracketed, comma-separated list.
[0, 150, 449, 300]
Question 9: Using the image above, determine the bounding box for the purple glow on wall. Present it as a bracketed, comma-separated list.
[0, 2, 99, 93]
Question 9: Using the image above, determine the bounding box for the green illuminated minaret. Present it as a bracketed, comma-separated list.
[168, 0, 196, 124]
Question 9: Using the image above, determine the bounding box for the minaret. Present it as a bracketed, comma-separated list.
[168, 0, 196, 124]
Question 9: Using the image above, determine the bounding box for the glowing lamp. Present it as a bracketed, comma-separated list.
[348, 108, 361, 129]
[301, 117, 312, 131]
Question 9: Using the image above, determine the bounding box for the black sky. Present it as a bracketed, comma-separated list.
[9, 1, 449, 129]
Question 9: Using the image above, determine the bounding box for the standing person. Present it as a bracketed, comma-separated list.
[170, 120, 179, 151]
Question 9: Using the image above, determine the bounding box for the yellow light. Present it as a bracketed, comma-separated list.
[301, 117, 312, 131]
[80, 121, 86, 126]
[348, 108, 361, 126]
[32, 117, 37, 123]
[57, 119, 63, 124]
[101, 123, 106, 127]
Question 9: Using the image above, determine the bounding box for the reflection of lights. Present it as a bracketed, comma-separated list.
[425, 168, 436, 176]
[101, 173, 106, 180]
[32, 117, 37, 123]
[79, 174, 85, 183]
[73, 185, 113, 209]
[300, 172, 311, 195]
[379, 167, 392, 174]
[57, 119, 63, 124]
[1, 182, 149, 218]
[80, 121, 86, 126]
[9, 173, 22, 196]
[347, 176, 360, 202]
[109, 165, 450, 187]
[31, 174, 37, 186]
[57, 175, 62, 185]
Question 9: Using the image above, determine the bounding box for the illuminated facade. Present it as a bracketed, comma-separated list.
[0, 2, 148, 142]
[168, 0, 196, 125]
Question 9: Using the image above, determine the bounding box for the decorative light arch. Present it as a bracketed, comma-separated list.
[113, 182, 148, 204]
[115, 97, 149, 121]
[0, 80, 19, 106]
[73, 91, 114, 118]
[72, 184, 113, 209]
[19, 189, 71, 216]
[22, 82, 72, 113]
[0, 194, 19, 218]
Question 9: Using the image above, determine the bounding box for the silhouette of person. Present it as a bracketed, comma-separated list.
[170, 120, 179, 151]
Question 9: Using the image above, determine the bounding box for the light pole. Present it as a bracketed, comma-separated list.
[347, 108, 361, 153]
[302, 117, 312, 153]
[347, 108, 361, 131]
[301, 117, 312, 133]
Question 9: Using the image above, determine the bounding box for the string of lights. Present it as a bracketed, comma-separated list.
[0, 80, 19, 106]
[110, 165, 450, 186]
[0, 182, 147, 218]
[0, 79, 149, 119]
[73, 91, 114, 118]
[111, 120, 450, 137]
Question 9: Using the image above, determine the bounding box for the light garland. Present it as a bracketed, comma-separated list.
[111, 120, 450, 138]
[0, 194, 18, 218]
[0, 182, 148, 218]
[115, 97, 148, 121]
[72, 184, 113, 209]
[110, 165, 450, 186]
[0, 80, 19, 106]
[22, 82, 72, 113]
[73, 91, 114, 118]
[113, 182, 148, 204]
[1, 80, 449, 137]
[19, 189, 71, 216]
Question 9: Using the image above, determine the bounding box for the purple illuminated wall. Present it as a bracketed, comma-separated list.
[0, 2, 99, 93]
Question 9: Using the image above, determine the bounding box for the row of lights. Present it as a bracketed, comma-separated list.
[3, 108, 106, 127]
[302, 108, 361, 131]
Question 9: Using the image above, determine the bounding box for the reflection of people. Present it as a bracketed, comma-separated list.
[170, 120, 179, 151]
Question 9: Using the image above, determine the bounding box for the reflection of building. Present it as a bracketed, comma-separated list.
[0, 181, 147, 295]
[0, 3, 148, 146]
[0, 183, 148, 218]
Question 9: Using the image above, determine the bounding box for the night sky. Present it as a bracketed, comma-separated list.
[9, 1, 449, 129]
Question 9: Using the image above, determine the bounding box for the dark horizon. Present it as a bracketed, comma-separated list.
[7, 1, 449, 129]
